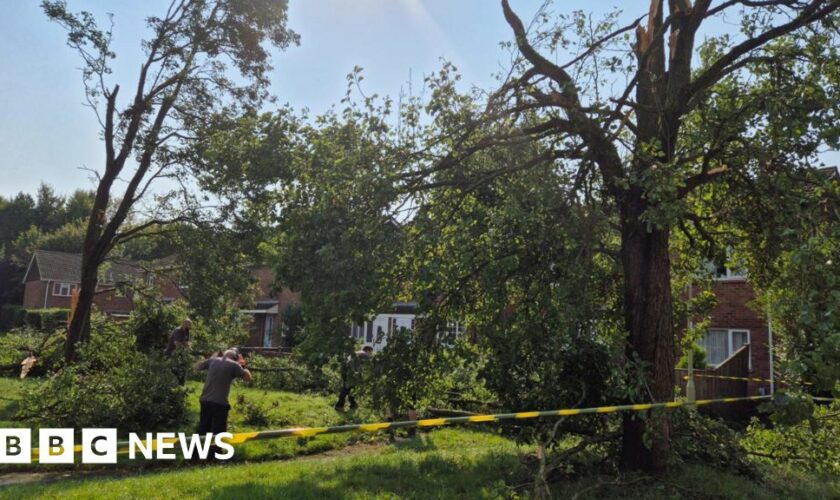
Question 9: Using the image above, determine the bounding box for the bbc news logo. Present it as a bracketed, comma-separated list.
[0, 429, 235, 463]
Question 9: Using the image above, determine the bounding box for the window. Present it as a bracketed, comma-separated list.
[365, 322, 373, 343]
[700, 328, 750, 366]
[263, 316, 274, 347]
[53, 282, 76, 297]
[705, 249, 747, 280]
[387, 317, 397, 335]
[714, 264, 747, 280]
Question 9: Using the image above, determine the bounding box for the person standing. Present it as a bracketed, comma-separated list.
[165, 319, 193, 355]
[165, 318, 193, 385]
[335, 345, 373, 411]
[195, 349, 252, 459]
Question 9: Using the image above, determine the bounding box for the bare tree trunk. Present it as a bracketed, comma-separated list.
[65, 248, 102, 361]
[618, 198, 675, 472]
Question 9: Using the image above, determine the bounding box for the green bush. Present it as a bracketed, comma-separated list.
[22, 308, 69, 332]
[190, 301, 251, 353]
[677, 342, 709, 369]
[742, 399, 840, 475]
[0, 305, 26, 331]
[126, 293, 186, 352]
[671, 407, 754, 476]
[0, 327, 65, 376]
[17, 321, 188, 431]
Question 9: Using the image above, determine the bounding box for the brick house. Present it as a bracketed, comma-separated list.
[21, 250, 182, 318]
[693, 270, 773, 396]
[21, 250, 303, 347]
[241, 266, 300, 348]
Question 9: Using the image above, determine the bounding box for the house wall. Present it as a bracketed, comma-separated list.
[23, 280, 50, 309]
[243, 267, 301, 348]
[708, 279, 771, 395]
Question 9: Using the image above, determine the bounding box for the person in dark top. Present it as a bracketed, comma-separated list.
[335, 345, 373, 411]
[165, 319, 193, 356]
[166, 319, 193, 385]
[195, 349, 252, 459]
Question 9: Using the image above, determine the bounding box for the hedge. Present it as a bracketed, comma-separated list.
[0, 305, 26, 331]
[20, 308, 69, 332]
[1, 306, 82, 333]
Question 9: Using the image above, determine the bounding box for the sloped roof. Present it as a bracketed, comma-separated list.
[818, 166, 839, 181]
[24, 250, 145, 284]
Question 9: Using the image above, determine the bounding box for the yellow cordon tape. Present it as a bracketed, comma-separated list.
[32, 395, 837, 458]
[33, 394, 784, 457]
[682, 374, 813, 385]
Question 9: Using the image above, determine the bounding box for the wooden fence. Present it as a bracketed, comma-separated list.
[676, 345, 753, 419]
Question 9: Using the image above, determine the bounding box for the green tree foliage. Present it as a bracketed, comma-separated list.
[197, 104, 403, 362]
[17, 317, 188, 430]
[194, 2, 840, 471]
[126, 291, 185, 352]
[0, 186, 95, 305]
[744, 400, 840, 476]
[42, 0, 299, 361]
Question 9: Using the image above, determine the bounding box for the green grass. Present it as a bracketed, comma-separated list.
[3, 376, 840, 498]
[0, 376, 385, 470]
[0, 429, 525, 499]
[4, 427, 840, 499]
[554, 463, 840, 499]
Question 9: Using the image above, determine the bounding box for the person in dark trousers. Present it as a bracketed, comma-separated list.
[335, 345, 373, 411]
[165, 319, 193, 385]
[195, 349, 252, 459]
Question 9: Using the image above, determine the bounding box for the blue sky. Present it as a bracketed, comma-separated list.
[0, 0, 836, 197]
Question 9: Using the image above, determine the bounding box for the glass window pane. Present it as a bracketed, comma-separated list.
[732, 330, 749, 351]
[702, 329, 729, 365]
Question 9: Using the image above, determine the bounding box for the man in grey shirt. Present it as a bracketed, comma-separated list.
[195, 349, 252, 458]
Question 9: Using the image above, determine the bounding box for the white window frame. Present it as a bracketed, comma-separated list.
[703, 328, 751, 369]
[53, 282, 75, 297]
[714, 265, 747, 281]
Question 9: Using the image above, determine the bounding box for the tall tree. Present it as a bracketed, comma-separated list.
[43, 0, 298, 361]
[440, 0, 840, 471]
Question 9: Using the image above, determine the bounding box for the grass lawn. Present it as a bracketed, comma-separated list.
[0, 376, 385, 470]
[3, 377, 840, 498]
[0, 429, 525, 499]
[3, 427, 840, 499]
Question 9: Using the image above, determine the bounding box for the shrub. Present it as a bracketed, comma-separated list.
[0, 327, 65, 376]
[677, 342, 709, 369]
[190, 301, 251, 353]
[235, 394, 276, 427]
[22, 308, 69, 332]
[17, 321, 188, 431]
[0, 305, 26, 331]
[126, 293, 186, 352]
[365, 332, 492, 417]
[742, 398, 840, 475]
[671, 408, 754, 476]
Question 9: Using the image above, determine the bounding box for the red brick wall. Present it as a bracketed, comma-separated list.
[23, 281, 48, 309]
[708, 280, 771, 395]
[245, 267, 300, 347]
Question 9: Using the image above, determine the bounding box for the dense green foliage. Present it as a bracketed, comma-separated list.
[744, 400, 840, 475]
[0, 185, 94, 305]
[0, 327, 64, 376]
[17, 324, 188, 430]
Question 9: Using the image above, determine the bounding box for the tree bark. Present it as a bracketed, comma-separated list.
[618, 196, 676, 473]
